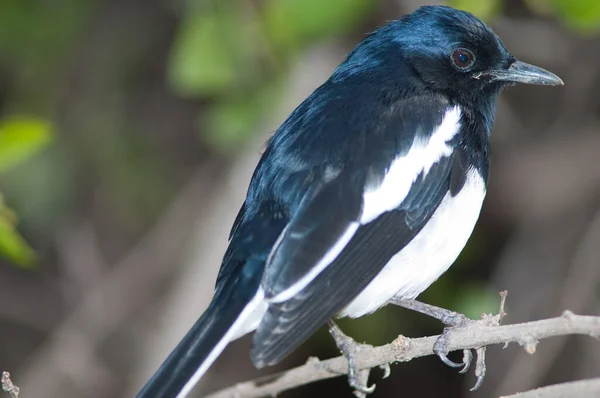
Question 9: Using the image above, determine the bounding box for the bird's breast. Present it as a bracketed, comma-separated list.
[340, 168, 486, 318]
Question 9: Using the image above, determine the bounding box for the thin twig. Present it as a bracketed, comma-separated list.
[500, 377, 600, 398]
[204, 312, 600, 398]
[1, 372, 19, 398]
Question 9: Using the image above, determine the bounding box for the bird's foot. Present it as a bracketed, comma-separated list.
[328, 321, 376, 397]
[433, 311, 473, 371]
[389, 291, 508, 390]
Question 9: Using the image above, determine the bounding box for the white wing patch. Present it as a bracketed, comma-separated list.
[360, 106, 462, 224]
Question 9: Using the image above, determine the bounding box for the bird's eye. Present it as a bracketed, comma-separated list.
[451, 48, 476, 70]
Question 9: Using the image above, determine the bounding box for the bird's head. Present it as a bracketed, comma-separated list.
[335, 6, 562, 104]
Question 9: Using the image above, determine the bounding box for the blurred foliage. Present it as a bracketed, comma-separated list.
[0, 0, 95, 114]
[450, 0, 502, 21]
[454, 0, 600, 32]
[0, 3, 596, 396]
[452, 283, 501, 319]
[551, 0, 600, 32]
[0, 117, 54, 267]
[0, 0, 597, 279]
[0, 117, 53, 175]
[0, 197, 37, 268]
[525, 0, 600, 32]
[169, 8, 241, 97]
[263, 0, 374, 50]
[168, 0, 376, 152]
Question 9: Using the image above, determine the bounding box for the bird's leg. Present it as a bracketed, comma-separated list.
[327, 320, 376, 396]
[388, 298, 474, 371]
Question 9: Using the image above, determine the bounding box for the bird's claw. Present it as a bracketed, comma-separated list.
[350, 373, 375, 396]
[433, 310, 474, 370]
[436, 350, 464, 368]
[469, 347, 487, 391]
[379, 363, 391, 379]
[435, 345, 472, 372]
[432, 312, 492, 391]
[459, 349, 473, 374]
[328, 321, 376, 395]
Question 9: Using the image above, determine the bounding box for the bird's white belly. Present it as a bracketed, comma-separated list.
[340, 169, 486, 318]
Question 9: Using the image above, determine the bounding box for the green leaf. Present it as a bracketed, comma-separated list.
[0, 198, 36, 268]
[168, 10, 239, 97]
[450, 0, 501, 21]
[0, 116, 54, 175]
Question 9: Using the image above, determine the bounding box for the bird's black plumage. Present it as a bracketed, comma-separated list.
[137, 6, 562, 398]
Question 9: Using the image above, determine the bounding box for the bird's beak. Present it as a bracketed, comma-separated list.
[490, 61, 563, 86]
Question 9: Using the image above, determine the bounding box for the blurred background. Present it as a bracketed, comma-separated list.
[1, 0, 599, 397]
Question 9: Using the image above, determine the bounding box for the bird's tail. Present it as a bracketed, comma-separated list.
[136, 285, 264, 398]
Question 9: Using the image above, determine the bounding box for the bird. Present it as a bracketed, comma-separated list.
[137, 5, 562, 398]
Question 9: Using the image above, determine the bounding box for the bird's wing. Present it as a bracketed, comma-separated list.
[251, 143, 468, 367]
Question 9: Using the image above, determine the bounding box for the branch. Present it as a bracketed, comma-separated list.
[500, 378, 600, 398]
[1, 372, 19, 398]
[204, 311, 600, 398]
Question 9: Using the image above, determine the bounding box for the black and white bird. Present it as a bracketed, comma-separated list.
[138, 5, 562, 398]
